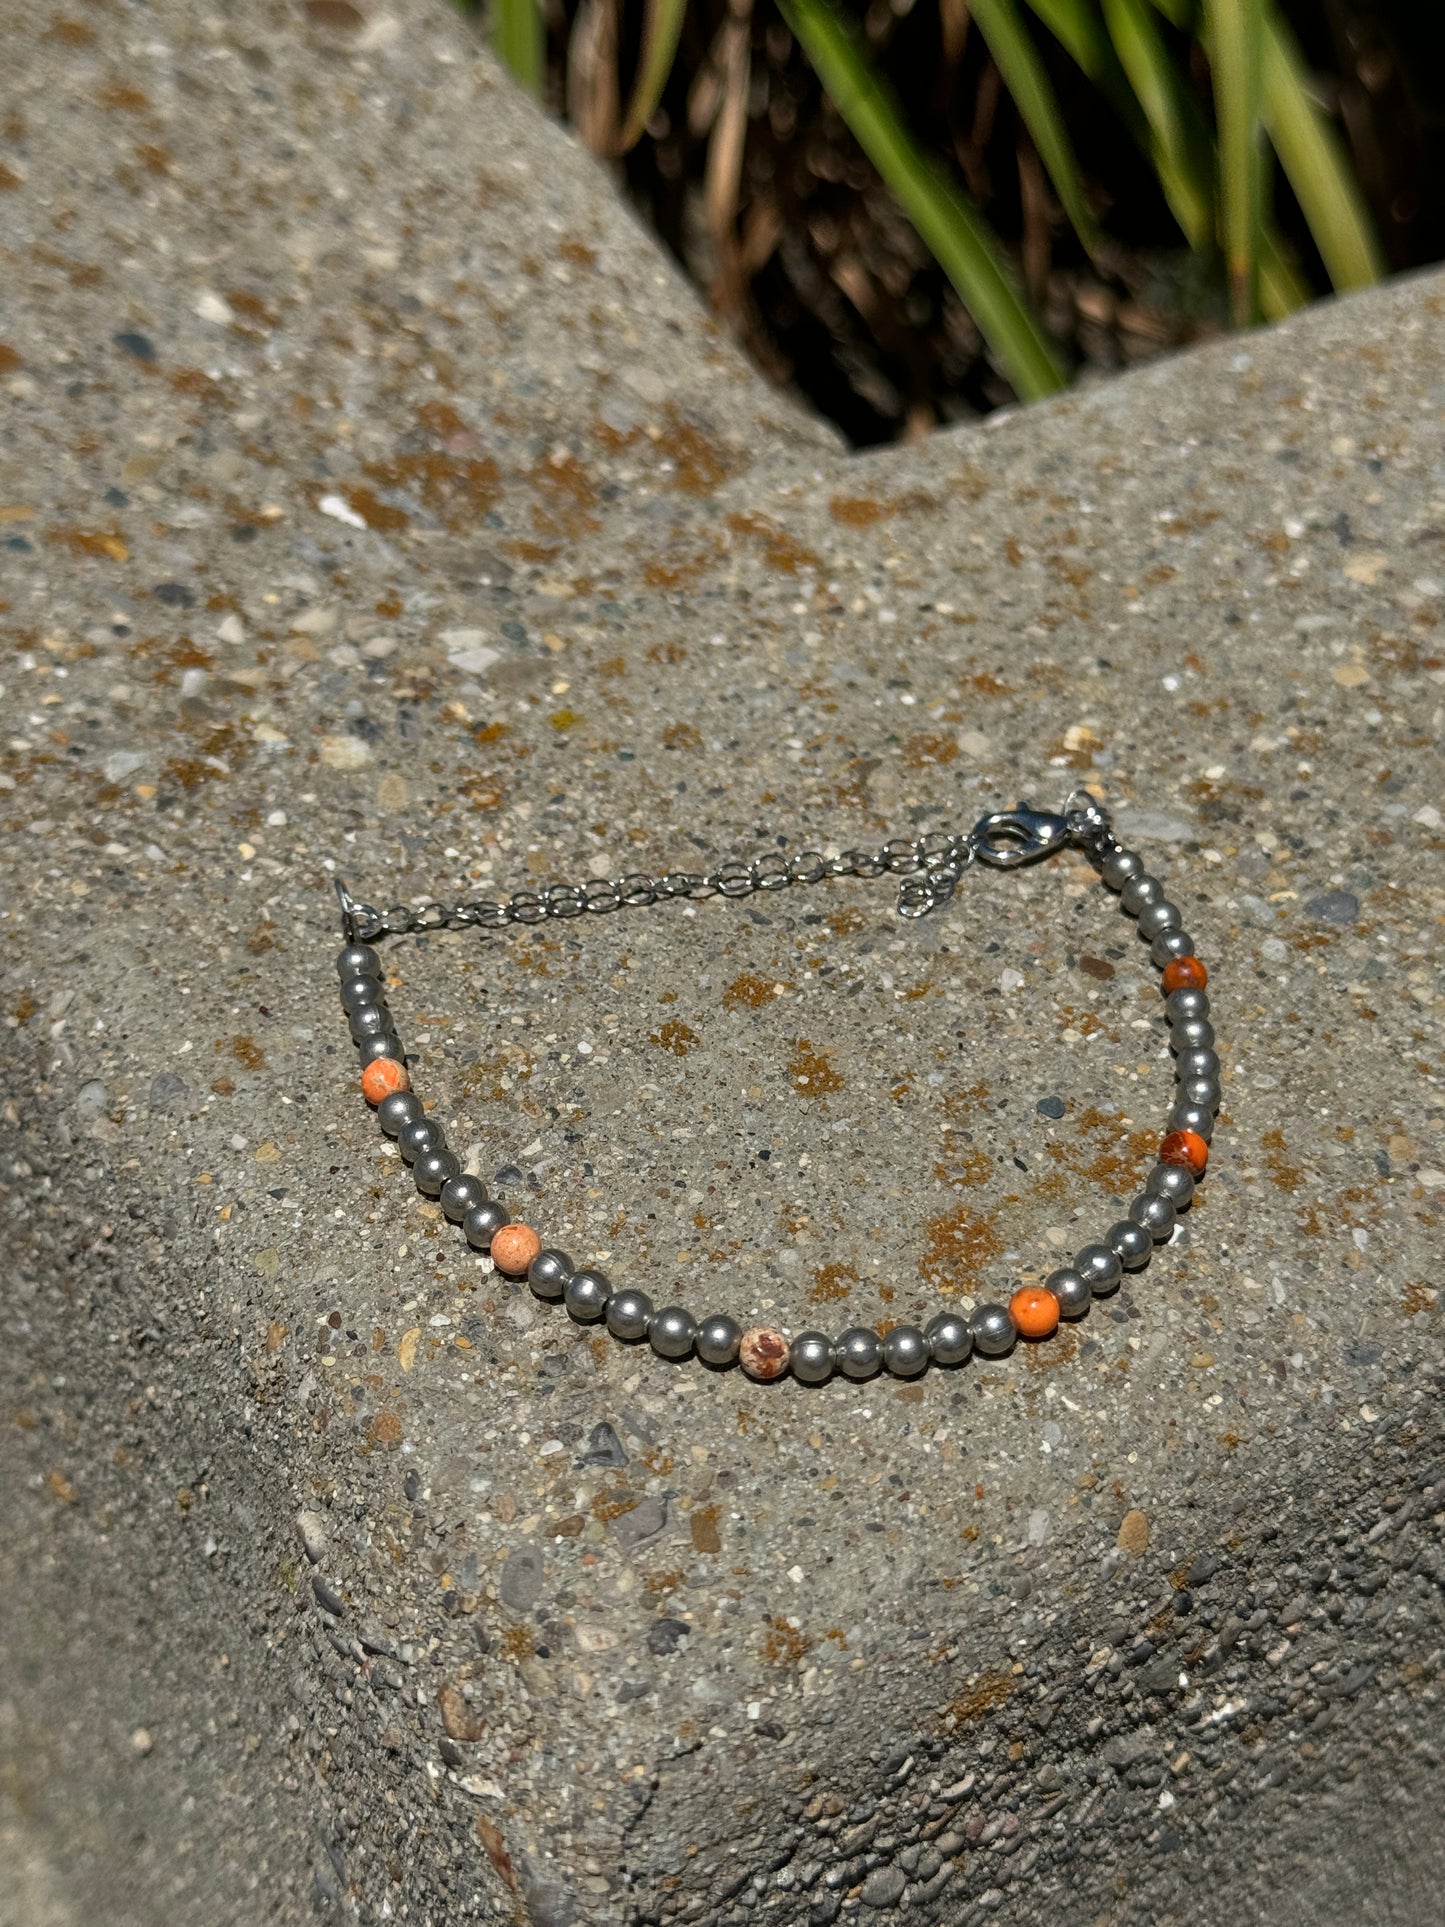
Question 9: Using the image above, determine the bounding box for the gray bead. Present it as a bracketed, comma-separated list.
[1109, 1219, 1153, 1269]
[357, 1032, 404, 1067]
[836, 1327, 883, 1380]
[339, 974, 383, 1014]
[377, 1090, 423, 1137]
[348, 1002, 392, 1044]
[1165, 986, 1209, 1025]
[649, 1305, 697, 1360]
[463, 1200, 510, 1248]
[440, 1173, 488, 1222]
[1150, 928, 1195, 966]
[882, 1325, 929, 1378]
[413, 1147, 460, 1197]
[924, 1311, 973, 1366]
[606, 1287, 654, 1342]
[1146, 1162, 1195, 1207]
[1129, 1192, 1177, 1241]
[337, 943, 381, 980]
[1045, 1267, 1091, 1319]
[397, 1117, 445, 1163]
[1180, 1073, 1222, 1111]
[695, 1314, 742, 1367]
[564, 1268, 611, 1322]
[528, 1248, 574, 1301]
[1120, 873, 1165, 915]
[1136, 899, 1183, 940]
[1168, 1101, 1213, 1142]
[1076, 1244, 1124, 1294]
[790, 1330, 836, 1385]
[1171, 1016, 1215, 1052]
[1101, 847, 1145, 892]
[970, 1303, 1017, 1357]
[1177, 1046, 1221, 1081]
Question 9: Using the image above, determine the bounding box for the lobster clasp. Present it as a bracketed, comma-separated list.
[971, 803, 1071, 869]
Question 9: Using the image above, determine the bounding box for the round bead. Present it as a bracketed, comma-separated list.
[563, 1266, 611, 1320]
[1167, 1101, 1214, 1143]
[1120, 873, 1165, 915]
[790, 1331, 836, 1385]
[1177, 1046, 1221, 1081]
[1150, 928, 1196, 967]
[1165, 986, 1209, 1025]
[1010, 1285, 1060, 1339]
[1146, 1161, 1196, 1206]
[881, 1325, 929, 1377]
[347, 1002, 392, 1045]
[1129, 1192, 1177, 1240]
[1109, 1219, 1153, 1269]
[1162, 954, 1208, 995]
[1160, 1127, 1209, 1175]
[1171, 1017, 1215, 1053]
[528, 1248, 574, 1301]
[650, 1306, 697, 1360]
[970, 1303, 1017, 1357]
[463, 1200, 510, 1248]
[1101, 848, 1145, 892]
[1076, 1244, 1124, 1294]
[924, 1311, 973, 1366]
[492, 1223, 543, 1277]
[398, 1117, 445, 1163]
[340, 974, 384, 1014]
[1181, 1074, 1222, 1112]
[1136, 900, 1183, 940]
[337, 943, 381, 980]
[357, 1031, 405, 1067]
[695, 1314, 742, 1367]
[414, 1147, 460, 1197]
[837, 1327, 883, 1380]
[360, 1057, 409, 1105]
[740, 1327, 791, 1381]
[606, 1288, 654, 1342]
[440, 1173, 488, 1222]
[377, 1088, 423, 1136]
[1045, 1267, 1091, 1319]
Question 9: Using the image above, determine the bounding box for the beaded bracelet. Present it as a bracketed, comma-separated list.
[332, 794, 1218, 1386]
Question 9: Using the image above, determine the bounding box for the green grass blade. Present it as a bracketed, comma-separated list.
[617, 0, 690, 154]
[1261, 6, 1383, 291]
[1205, 0, 1264, 325]
[780, 0, 1066, 400]
[1023, 0, 1118, 82]
[970, 0, 1102, 255]
[493, 0, 546, 97]
[1101, 0, 1213, 248]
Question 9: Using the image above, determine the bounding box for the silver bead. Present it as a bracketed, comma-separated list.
[790, 1330, 836, 1385]
[969, 1303, 1017, 1357]
[606, 1288, 654, 1342]
[527, 1248, 573, 1301]
[836, 1327, 883, 1380]
[924, 1311, 973, 1366]
[564, 1268, 611, 1322]
[1076, 1244, 1124, 1294]
[463, 1200, 510, 1247]
[1165, 986, 1209, 1025]
[1129, 1192, 1176, 1241]
[649, 1306, 697, 1360]
[1150, 928, 1195, 966]
[1146, 1162, 1195, 1207]
[339, 974, 383, 1014]
[1136, 899, 1183, 940]
[1109, 1219, 1153, 1269]
[696, 1313, 742, 1367]
[1171, 1016, 1215, 1052]
[413, 1147, 459, 1197]
[1101, 848, 1145, 892]
[397, 1117, 444, 1163]
[377, 1090, 423, 1137]
[1168, 1101, 1213, 1142]
[336, 943, 381, 980]
[1045, 1267, 1091, 1319]
[440, 1173, 488, 1222]
[1180, 1073, 1222, 1111]
[882, 1325, 929, 1377]
[1177, 1046, 1220, 1081]
[1120, 873, 1165, 915]
[357, 1032, 404, 1066]
[348, 1002, 392, 1044]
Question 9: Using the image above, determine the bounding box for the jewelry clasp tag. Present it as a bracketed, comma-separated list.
[971, 803, 1071, 869]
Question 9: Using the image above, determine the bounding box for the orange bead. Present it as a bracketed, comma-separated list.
[1010, 1285, 1060, 1341]
[1162, 955, 1208, 995]
[1159, 1128, 1209, 1176]
[490, 1223, 542, 1276]
[361, 1057, 409, 1105]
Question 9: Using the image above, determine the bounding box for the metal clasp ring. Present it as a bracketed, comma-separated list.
[970, 803, 1071, 869]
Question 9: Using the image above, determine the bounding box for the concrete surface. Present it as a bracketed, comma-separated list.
[2, 2, 1444, 1923]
